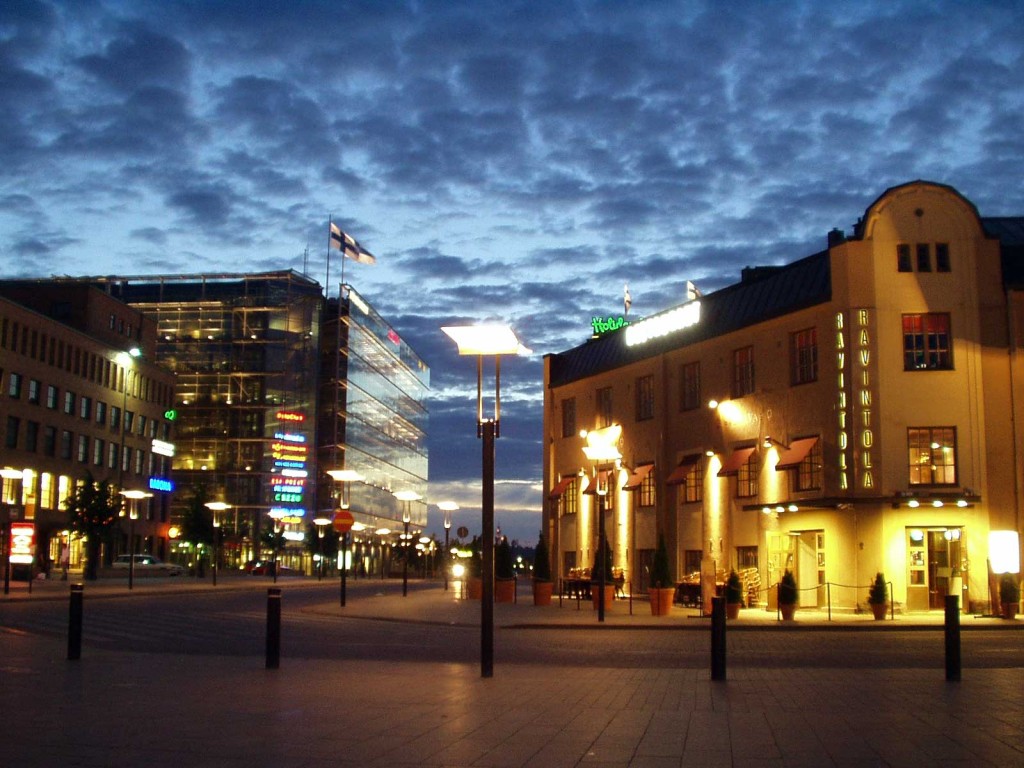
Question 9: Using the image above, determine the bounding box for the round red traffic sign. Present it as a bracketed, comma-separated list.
[332, 509, 355, 533]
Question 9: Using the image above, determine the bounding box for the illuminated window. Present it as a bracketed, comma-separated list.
[796, 439, 822, 491]
[903, 313, 952, 370]
[639, 471, 656, 507]
[596, 386, 613, 428]
[684, 461, 704, 503]
[732, 346, 755, 397]
[560, 477, 579, 516]
[683, 550, 702, 577]
[27, 379, 40, 404]
[736, 453, 758, 498]
[908, 427, 956, 486]
[561, 397, 576, 438]
[635, 375, 654, 421]
[790, 328, 818, 385]
[680, 361, 700, 411]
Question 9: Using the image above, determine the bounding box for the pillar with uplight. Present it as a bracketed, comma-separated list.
[205, 502, 231, 586]
[442, 322, 529, 678]
[438, 501, 458, 591]
[326, 469, 363, 606]
[393, 490, 421, 597]
[119, 490, 152, 590]
[267, 509, 287, 583]
[581, 425, 622, 623]
[312, 516, 331, 580]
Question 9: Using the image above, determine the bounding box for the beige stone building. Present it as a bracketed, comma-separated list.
[0, 283, 176, 574]
[543, 181, 1024, 614]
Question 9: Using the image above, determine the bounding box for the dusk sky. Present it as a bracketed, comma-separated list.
[2, 1, 1023, 544]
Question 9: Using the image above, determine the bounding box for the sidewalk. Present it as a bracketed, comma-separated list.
[4, 571, 1020, 630]
[3, 576, 1024, 767]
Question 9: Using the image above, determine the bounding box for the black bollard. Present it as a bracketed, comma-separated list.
[266, 587, 281, 670]
[68, 583, 83, 661]
[945, 594, 960, 681]
[711, 595, 726, 681]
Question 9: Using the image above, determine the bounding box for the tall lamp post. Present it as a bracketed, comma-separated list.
[394, 490, 421, 597]
[1, 468, 24, 595]
[205, 502, 231, 587]
[442, 323, 529, 679]
[115, 348, 141, 490]
[326, 469, 364, 606]
[119, 490, 152, 591]
[438, 501, 459, 591]
[581, 425, 622, 623]
[268, 509, 287, 583]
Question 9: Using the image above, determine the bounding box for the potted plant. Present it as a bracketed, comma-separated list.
[494, 537, 516, 603]
[648, 534, 675, 616]
[590, 534, 615, 610]
[999, 573, 1019, 620]
[532, 532, 553, 606]
[725, 569, 743, 620]
[867, 572, 888, 620]
[466, 536, 483, 599]
[778, 569, 798, 620]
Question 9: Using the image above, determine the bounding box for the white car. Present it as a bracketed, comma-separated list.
[112, 554, 186, 577]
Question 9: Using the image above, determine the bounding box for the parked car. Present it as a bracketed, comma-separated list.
[112, 554, 186, 577]
[248, 560, 298, 577]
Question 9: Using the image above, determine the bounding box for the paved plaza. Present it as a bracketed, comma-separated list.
[2, 577, 1024, 767]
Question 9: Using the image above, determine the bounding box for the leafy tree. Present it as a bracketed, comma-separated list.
[495, 537, 515, 579]
[651, 533, 673, 588]
[532, 531, 552, 581]
[179, 486, 214, 576]
[64, 472, 123, 581]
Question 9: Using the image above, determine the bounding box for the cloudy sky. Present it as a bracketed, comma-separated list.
[2, 1, 1023, 544]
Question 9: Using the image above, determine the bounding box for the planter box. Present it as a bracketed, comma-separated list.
[495, 578, 516, 603]
[648, 587, 674, 616]
[726, 602, 741, 620]
[779, 603, 797, 621]
[532, 579, 553, 606]
[467, 577, 482, 600]
[591, 583, 615, 610]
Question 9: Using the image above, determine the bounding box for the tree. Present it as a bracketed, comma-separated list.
[179, 486, 214, 576]
[64, 472, 123, 581]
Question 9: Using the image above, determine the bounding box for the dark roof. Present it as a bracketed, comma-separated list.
[985, 217, 1024, 288]
[548, 250, 831, 387]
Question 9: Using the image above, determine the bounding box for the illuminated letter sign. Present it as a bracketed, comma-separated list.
[855, 309, 874, 489]
[148, 477, 174, 492]
[835, 312, 849, 490]
[624, 301, 701, 347]
[152, 439, 176, 457]
[276, 411, 305, 423]
[10, 522, 35, 564]
[591, 316, 629, 336]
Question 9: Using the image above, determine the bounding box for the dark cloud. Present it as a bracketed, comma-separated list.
[1, 0, 1022, 543]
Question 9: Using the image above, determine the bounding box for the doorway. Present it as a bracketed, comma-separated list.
[906, 527, 964, 611]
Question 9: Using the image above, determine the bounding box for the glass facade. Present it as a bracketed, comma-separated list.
[319, 285, 429, 528]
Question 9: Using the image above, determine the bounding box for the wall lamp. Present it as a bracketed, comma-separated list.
[762, 435, 789, 450]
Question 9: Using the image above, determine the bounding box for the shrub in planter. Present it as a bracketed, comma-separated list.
[778, 569, 798, 620]
[532, 531, 553, 606]
[494, 537, 516, 603]
[867, 572, 888, 620]
[1000, 573, 1020, 619]
[725, 570, 743, 619]
[590, 534, 615, 609]
[648, 534, 675, 616]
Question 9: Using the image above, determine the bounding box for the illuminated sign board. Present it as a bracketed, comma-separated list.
[164, 409, 178, 421]
[835, 309, 876, 493]
[591, 316, 629, 336]
[10, 522, 35, 564]
[148, 477, 174, 493]
[854, 309, 875, 490]
[276, 411, 304, 423]
[624, 301, 701, 347]
[270, 414, 309, 515]
[152, 439, 175, 457]
[835, 312, 849, 490]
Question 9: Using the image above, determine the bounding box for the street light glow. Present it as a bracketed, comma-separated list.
[441, 325, 531, 356]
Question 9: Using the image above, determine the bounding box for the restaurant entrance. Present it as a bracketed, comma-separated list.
[906, 527, 965, 611]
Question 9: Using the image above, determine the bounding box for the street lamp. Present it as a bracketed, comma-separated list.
[442, 322, 530, 678]
[267, 509, 287, 583]
[393, 490, 421, 597]
[119, 489, 152, 590]
[205, 502, 231, 587]
[438, 501, 459, 592]
[582, 425, 622, 623]
[1, 468, 24, 595]
[312, 516, 331, 580]
[326, 469, 364, 606]
[115, 348, 141, 491]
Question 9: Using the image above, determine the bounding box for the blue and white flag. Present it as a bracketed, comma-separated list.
[329, 222, 376, 265]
